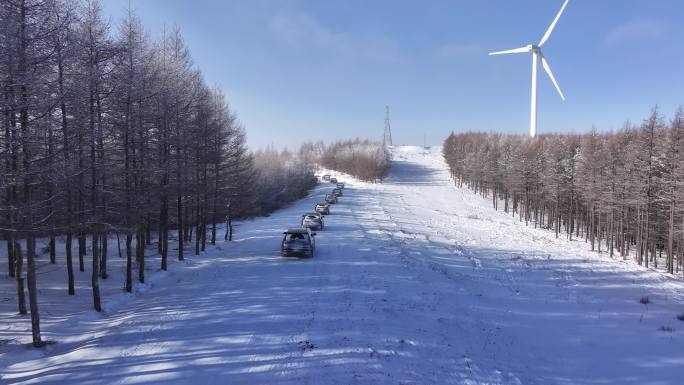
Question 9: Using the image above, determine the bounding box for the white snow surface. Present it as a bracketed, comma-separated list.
[2, 146, 684, 384]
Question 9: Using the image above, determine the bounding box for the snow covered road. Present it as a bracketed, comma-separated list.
[3, 146, 684, 384]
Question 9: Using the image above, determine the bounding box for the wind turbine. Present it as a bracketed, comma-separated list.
[489, 0, 569, 137]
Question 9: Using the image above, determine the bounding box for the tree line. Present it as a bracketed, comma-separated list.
[443, 107, 684, 276]
[300, 139, 390, 182]
[0, 0, 256, 347]
[251, 147, 317, 215]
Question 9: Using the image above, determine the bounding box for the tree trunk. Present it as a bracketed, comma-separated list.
[91, 232, 101, 311]
[195, 199, 201, 256]
[7, 238, 15, 278]
[177, 195, 184, 261]
[66, 232, 74, 295]
[100, 233, 108, 279]
[667, 200, 675, 274]
[160, 198, 168, 270]
[49, 237, 56, 264]
[225, 214, 233, 242]
[644, 210, 650, 268]
[26, 236, 42, 347]
[78, 232, 85, 272]
[137, 227, 145, 283]
[14, 241, 26, 314]
[146, 213, 152, 246]
[125, 233, 132, 292]
[554, 198, 559, 239]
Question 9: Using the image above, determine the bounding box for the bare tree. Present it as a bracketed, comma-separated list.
[0, 0, 259, 347]
[443, 108, 684, 275]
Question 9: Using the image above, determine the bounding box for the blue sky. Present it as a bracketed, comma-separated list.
[103, 0, 684, 149]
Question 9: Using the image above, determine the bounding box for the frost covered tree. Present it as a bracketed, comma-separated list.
[252, 147, 316, 215]
[661, 108, 684, 273]
[319, 139, 389, 182]
[0, 0, 257, 346]
[443, 106, 684, 275]
[0, 0, 63, 347]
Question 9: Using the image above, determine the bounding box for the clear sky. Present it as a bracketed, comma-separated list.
[102, 0, 684, 150]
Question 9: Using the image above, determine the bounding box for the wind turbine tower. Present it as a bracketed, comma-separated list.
[383, 105, 393, 147]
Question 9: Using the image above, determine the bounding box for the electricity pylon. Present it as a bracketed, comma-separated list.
[383, 105, 393, 148]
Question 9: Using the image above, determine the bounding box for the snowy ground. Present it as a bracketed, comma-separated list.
[2, 146, 684, 384]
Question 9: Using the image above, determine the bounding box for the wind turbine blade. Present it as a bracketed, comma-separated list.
[539, 0, 570, 47]
[540, 54, 565, 101]
[488, 46, 531, 56]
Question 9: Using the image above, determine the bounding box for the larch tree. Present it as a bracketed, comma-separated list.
[442, 107, 684, 276]
[1, 0, 258, 347]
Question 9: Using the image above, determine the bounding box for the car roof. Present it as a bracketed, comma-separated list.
[303, 212, 319, 216]
[285, 228, 310, 234]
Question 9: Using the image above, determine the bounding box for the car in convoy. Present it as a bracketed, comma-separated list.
[336, 182, 345, 189]
[301, 213, 324, 231]
[322, 174, 331, 181]
[325, 194, 338, 204]
[306, 211, 324, 221]
[281, 228, 315, 258]
[315, 203, 330, 215]
[330, 177, 338, 184]
[332, 188, 343, 197]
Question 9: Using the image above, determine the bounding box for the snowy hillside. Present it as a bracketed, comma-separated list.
[2, 146, 684, 384]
